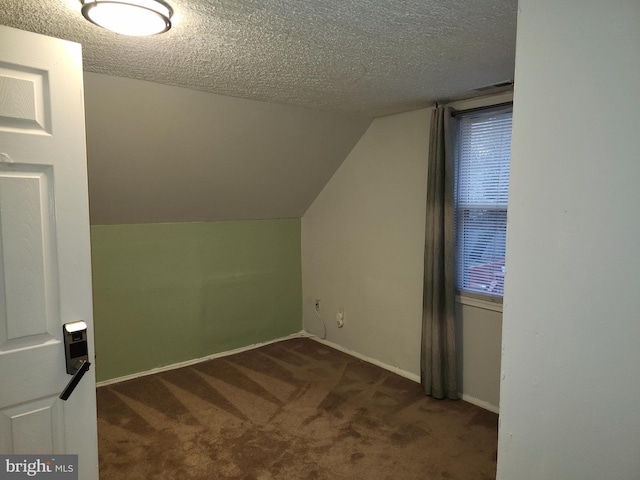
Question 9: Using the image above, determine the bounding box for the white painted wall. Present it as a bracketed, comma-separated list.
[302, 108, 431, 377]
[498, 1, 640, 478]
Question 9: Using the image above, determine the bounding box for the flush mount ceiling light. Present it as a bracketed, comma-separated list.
[80, 0, 173, 36]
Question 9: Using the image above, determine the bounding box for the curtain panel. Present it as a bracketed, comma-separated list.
[421, 106, 458, 400]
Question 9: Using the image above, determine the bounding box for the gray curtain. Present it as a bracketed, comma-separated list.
[421, 106, 457, 400]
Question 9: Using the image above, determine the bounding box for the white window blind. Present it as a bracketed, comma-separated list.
[455, 107, 512, 297]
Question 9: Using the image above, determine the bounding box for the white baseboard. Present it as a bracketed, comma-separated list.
[302, 332, 500, 414]
[301, 332, 421, 383]
[459, 393, 500, 414]
[96, 331, 307, 388]
[97, 330, 500, 415]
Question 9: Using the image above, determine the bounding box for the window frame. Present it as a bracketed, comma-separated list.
[453, 104, 513, 306]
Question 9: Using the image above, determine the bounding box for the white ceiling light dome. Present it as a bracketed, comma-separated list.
[80, 0, 173, 36]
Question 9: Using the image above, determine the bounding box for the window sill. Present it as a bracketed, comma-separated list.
[455, 294, 503, 313]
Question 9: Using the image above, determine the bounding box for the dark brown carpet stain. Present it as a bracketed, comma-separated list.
[97, 338, 498, 479]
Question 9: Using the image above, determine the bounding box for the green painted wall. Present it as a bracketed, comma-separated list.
[90, 219, 302, 382]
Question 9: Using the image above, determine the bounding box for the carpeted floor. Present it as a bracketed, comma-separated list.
[97, 338, 498, 479]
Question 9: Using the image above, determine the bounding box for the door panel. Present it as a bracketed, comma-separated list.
[0, 62, 50, 134]
[0, 167, 58, 342]
[0, 26, 98, 479]
[0, 396, 64, 454]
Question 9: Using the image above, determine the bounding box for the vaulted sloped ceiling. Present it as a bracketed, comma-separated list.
[1, 0, 516, 224]
[84, 73, 371, 224]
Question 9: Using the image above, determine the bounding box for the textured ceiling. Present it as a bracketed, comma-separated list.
[0, 0, 517, 117]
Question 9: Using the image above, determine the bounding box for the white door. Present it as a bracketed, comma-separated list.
[0, 26, 99, 478]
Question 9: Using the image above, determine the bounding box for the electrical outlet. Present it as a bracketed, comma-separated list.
[315, 299, 320, 311]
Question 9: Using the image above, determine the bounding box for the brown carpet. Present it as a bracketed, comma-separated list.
[97, 338, 497, 479]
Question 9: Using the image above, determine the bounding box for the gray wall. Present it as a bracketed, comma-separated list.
[497, 0, 640, 477]
[302, 108, 431, 378]
[455, 303, 501, 411]
[83, 72, 371, 225]
[302, 96, 509, 411]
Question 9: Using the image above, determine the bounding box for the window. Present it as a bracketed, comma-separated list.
[454, 106, 512, 298]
